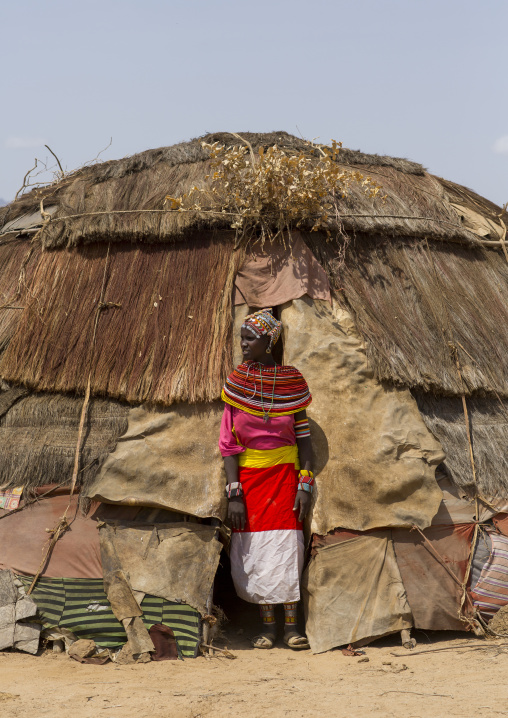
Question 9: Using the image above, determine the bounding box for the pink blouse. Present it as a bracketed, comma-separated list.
[219, 404, 296, 457]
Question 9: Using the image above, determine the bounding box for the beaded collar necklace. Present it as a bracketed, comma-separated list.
[244, 362, 278, 422]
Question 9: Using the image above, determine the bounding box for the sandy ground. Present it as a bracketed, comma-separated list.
[0, 629, 507, 718]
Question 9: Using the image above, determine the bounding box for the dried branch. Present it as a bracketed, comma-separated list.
[230, 132, 256, 168]
[12, 151, 63, 202]
[83, 137, 113, 168]
[15, 159, 38, 200]
[199, 643, 236, 659]
[44, 145, 64, 177]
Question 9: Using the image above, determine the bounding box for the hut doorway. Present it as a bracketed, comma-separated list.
[212, 550, 260, 637]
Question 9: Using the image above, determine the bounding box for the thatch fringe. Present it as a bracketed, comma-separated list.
[2, 132, 501, 250]
[0, 132, 425, 227]
[0, 392, 129, 496]
[314, 235, 508, 397]
[0, 237, 40, 357]
[0, 234, 237, 406]
[415, 392, 508, 497]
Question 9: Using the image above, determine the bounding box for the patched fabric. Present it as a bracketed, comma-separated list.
[471, 531, 508, 619]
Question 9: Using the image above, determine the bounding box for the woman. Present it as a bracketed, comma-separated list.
[219, 309, 314, 649]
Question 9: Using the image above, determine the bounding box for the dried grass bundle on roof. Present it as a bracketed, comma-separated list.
[165, 139, 384, 244]
[0, 392, 129, 496]
[0, 234, 238, 405]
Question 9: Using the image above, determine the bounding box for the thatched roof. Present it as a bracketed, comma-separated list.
[1, 132, 506, 249]
[0, 130, 507, 405]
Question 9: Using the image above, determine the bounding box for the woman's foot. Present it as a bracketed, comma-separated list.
[251, 632, 276, 649]
[255, 603, 276, 648]
[283, 630, 310, 650]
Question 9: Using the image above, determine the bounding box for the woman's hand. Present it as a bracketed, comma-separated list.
[293, 489, 311, 522]
[294, 410, 314, 523]
[228, 496, 246, 530]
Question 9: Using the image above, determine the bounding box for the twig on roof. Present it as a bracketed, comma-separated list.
[15, 159, 38, 201]
[82, 137, 113, 168]
[44, 145, 64, 178]
[230, 132, 256, 168]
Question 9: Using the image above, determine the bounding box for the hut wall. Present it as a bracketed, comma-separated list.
[0, 392, 129, 496]
[281, 296, 444, 534]
[87, 298, 447, 527]
[0, 488, 102, 579]
[85, 304, 247, 519]
[392, 523, 475, 631]
[99, 522, 221, 616]
[85, 401, 227, 520]
[304, 522, 476, 652]
[303, 532, 412, 653]
[415, 393, 508, 498]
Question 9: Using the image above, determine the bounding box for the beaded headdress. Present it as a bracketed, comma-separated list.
[241, 308, 282, 346]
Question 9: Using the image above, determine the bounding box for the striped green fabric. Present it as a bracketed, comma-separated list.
[18, 576, 200, 658]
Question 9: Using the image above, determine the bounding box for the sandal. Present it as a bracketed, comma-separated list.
[283, 633, 310, 650]
[251, 633, 275, 649]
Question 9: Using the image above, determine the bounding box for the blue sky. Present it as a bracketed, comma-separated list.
[1, 0, 507, 205]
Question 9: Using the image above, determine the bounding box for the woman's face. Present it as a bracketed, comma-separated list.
[240, 327, 270, 362]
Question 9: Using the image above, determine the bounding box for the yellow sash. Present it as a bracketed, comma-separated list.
[238, 444, 300, 469]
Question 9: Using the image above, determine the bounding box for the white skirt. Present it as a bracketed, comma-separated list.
[230, 528, 304, 604]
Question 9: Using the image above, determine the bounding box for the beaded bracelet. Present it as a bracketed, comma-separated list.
[225, 482, 244, 499]
[297, 482, 313, 493]
[294, 418, 311, 439]
[297, 469, 314, 494]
